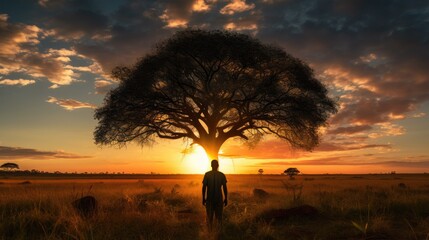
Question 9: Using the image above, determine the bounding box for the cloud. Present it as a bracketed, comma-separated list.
[0, 14, 41, 56]
[221, 139, 302, 159]
[220, 0, 255, 15]
[221, 138, 391, 159]
[37, 0, 111, 40]
[257, 1, 429, 127]
[329, 94, 418, 125]
[192, 0, 212, 12]
[74, 2, 171, 72]
[252, 0, 429, 154]
[328, 125, 372, 135]
[159, 0, 195, 28]
[64, 0, 262, 74]
[72, 0, 264, 73]
[0, 14, 42, 74]
[315, 142, 391, 152]
[224, 22, 257, 30]
[94, 79, 117, 94]
[46, 96, 96, 110]
[20, 52, 76, 85]
[0, 79, 36, 86]
[258, 156, 347, 166]
[48, 9, 110, 40]
[224, 15, 259, 32]
[368, 123, 405, 138]
[0, 146, 91, 159]
[0, 15, 90, 86]
[258, 158, 429, 168]
[160, 13, 189, 28]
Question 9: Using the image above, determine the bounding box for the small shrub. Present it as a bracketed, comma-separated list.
[72, 195, 97, 217]
[253, 188, 269, 199]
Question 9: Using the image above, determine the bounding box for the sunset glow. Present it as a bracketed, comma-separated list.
[1, 1, 428, 174]
[182, 145, 210, 174]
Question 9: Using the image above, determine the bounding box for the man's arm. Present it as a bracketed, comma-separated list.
[202, 183, 207, 206]
[223, 182, 228, 207]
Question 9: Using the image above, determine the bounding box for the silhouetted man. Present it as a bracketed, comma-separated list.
[202, 159, 228, 232]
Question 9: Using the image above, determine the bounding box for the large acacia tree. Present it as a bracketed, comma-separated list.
[94, 30, 337, 160]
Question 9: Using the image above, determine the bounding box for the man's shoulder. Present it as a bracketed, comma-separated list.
[204, 171, 226, 178]
[203, 170, 213, 180]
[219, 171, 227, 180]
[215, 171, 227, 181]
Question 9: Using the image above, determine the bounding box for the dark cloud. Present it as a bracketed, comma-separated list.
[159, 0, 195, 27]
[257, 0, 429, 130]
[36, 0, 112, 39]
[73, 1, 173, 72]
[49, 9, 110, 39]
[327, 125, 372, 135]
[74, 0, 262, 72]
[0, 146, 92, 159]
[38, 0, 96, 9]
[74, 27, 171, 72]
[70, 0, 429, 131]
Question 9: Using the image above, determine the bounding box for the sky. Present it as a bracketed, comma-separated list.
[1, 0, 429, 174]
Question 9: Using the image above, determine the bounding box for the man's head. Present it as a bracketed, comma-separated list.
[211, 159, 219, 171]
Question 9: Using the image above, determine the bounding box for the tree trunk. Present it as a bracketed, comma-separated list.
[206, 150, 218, 161]
[200, 141, 221, 161]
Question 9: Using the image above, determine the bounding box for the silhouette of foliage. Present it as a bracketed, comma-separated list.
[0, 162, 19, 170]
[284, 168, 300, 179]
[94, 29, 337, 159]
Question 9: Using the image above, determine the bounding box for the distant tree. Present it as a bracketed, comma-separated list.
[258, 169, 264, 175]
[94, 29, 337, 160]
[284, 167, 300, 179]
[0, 162, 19, 171]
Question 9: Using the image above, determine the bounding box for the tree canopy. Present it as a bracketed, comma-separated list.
[0, 162, 19, 170]
[284, 167, 300, 179]
[94, 29, 337, 160]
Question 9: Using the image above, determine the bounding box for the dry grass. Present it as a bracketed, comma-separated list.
[1, 174, 429, 239]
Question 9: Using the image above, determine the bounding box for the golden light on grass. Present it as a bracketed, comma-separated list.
[2, 174, 429, 239]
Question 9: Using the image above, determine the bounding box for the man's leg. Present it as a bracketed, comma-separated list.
[214, 203, 223, 231]
[206, 203, 214, 232]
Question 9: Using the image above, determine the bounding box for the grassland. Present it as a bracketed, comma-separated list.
[1, 174, 429, 240]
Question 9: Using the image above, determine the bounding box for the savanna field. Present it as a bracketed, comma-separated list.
[1, 174, 429, 240]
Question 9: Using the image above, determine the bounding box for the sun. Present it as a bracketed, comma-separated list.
[182, 145, 210, 173]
